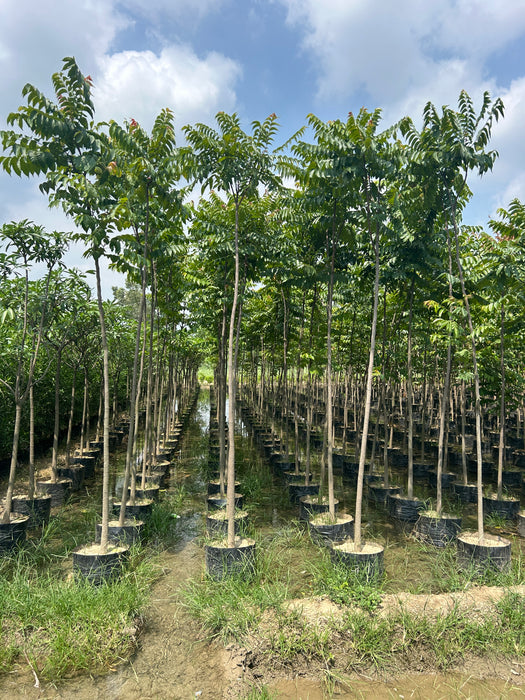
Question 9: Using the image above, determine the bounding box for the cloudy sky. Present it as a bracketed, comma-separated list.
[1, 0, 525, 295]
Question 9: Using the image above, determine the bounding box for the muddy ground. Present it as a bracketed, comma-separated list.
[1, 535, 525, 699]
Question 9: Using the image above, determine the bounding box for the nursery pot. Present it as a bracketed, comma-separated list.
[205, 537, 256, 580]
[112, 498, 153, 520]
[331, 540, 384, 580]
[283, 471, 306, 485]
[414, 511, 462, 547]
[96, 519, 144, 545]
[288, 482, 319, 504]
[452, 482, 477, 504]
[368, 483, 401, 504]
[11, 494, 52, 528]
[457, 531, 511, 573]
[207, 493, 244, 510]
[308, 512, 354, 544]
[299, 495, 338, 521]
[151, 460, 171, 478]
[427, 470, 455, 490]
[36, 478, 72, 507]
[72, 455, 96, 478]
[57, 465, 85, 491]
[206, 510, 249, 537]
[126, 484, 160, 502]
[495, 470, 522, 489]
[207, 480, 240, 496]
[364, 473, 383, 485]
[0, 514, 29, 553]
[72, 543, 129, 584]
[144, 472, 165, 487]
[388, 448, 408, 467]
[413, 462, 431, 479]
[483, 494, 520, 520]
[388, 494, 425, 522]
[342, 460, 359, 478]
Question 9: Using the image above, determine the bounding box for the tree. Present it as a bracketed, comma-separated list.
[0, 221, 68, 523]
[401, 90, 504, 542]
[1, 57, 123, 552]
[488, 200, 525, 497]
[183, 112, 281, 550]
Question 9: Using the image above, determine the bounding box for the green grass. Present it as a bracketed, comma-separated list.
[267, 608, 333, 664]
[182, 513, 525, 675]
[322, 591, 525, 673]
[181, 528, 300, 642]
[142, 487, 187, 545]
[308, 549, 384, 611]
[240, 684, 277, 699]
[0, 547, 161, 679]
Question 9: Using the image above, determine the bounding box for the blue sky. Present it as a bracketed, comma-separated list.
[2, 0, 525, 295]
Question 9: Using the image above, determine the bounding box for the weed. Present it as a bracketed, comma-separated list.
[485, 512, 514, 530]
[268, 609, 333, 664]
[240, 683, 277, 699]
[142, 489, 186, 545]
[308, 548, 383, 611]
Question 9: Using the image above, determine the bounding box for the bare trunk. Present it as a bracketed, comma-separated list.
[2, 403, 23, 522]
[28, 385, 36, 500]
[50, 349, 62, 483]
[451, 208, 484, 541]
[226, 199, 241, 548]
[497, 302, 506, 499]
[354, 213, 381, 550]
[65, 366, 77, 468]
[95, 257, 110, 552]
[406, 281, 414, 499]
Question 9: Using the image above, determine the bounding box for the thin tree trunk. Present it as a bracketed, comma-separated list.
[2, 403, 23, 522]
[497, 302, 506, 500]
[50, 349, 62, 483]
[451, 206, 484, 541]
[65, 366, 77, 468]
[354, 209, 381, 550]
[226, 199, 241, 548]
[28, 385, 36, 500]
[94, 256, 110, 552]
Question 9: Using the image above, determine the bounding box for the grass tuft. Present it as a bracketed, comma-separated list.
[0, 550, 160, 679]
[307, 548, 383, 611]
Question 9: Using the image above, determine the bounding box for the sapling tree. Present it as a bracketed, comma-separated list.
[44, 269, 92, 483]
[341, 109, 401, 551]
[401, 90, 504, 541]
[1, 57, 124, 551]
[290, 116, 362, 519]
[183, 112, 281, 548]
[0, 221, 68, 523]
[488, 200, 525, 497]
[107, 111, 186, 523]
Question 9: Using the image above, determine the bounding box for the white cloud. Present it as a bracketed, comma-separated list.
[0, 0, 128, 122]
[0, 0, 241, 298]
[465, 76, 525, 223]
[279, 0, 525, 227]
[94, 47, 241, 132]
[278, 0, 525, 104]
[433, 0, 525, 57]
